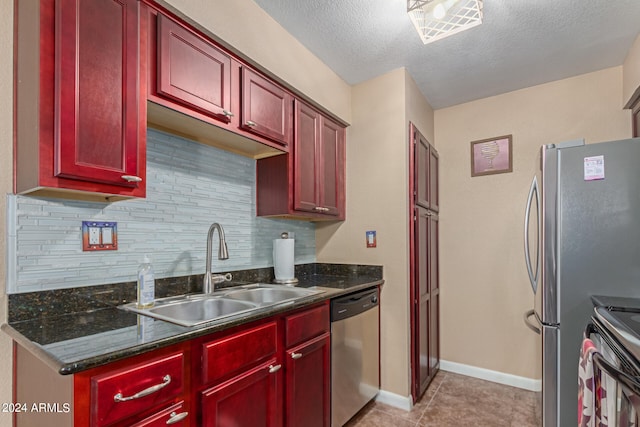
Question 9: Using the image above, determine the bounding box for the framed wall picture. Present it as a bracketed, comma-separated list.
[470, 135, 513, 177]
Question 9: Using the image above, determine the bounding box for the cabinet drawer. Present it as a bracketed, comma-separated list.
[202, 321, 278, 385]
[91, 352, 184, 426]
[130, 401, 188, 426]
[285, 304, 330, 348]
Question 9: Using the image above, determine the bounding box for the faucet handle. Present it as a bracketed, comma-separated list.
[211, 273, 233, 284]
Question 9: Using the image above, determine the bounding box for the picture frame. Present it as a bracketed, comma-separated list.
[470, 135, 513, 177]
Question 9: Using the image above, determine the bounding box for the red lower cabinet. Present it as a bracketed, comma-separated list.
[14, 302, 331, 427]
[67, 343, 190, 427]
[201, 360, 282, 427]
[284, 304, 331, 427]
[285, 334, 331, 427]
[195, 303, 330, 426]
[130, 402, 189, 426]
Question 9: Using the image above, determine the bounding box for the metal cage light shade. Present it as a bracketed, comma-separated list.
[407, 0, 483, 44]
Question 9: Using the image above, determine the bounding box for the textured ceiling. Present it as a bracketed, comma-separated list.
[252, 0, 640, 109]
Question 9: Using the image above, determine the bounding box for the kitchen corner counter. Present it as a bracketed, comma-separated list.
[3, 264, 383, 375]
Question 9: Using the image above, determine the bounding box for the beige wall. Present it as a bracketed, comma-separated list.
[623, 34, 640, 106]
[406, 70, 435, 145]
[3, 1, 636, 422]
[163, 0, 352, 123]
[316, 68, 435, 398]
[435, 67, 631, 380]
[0, 1, 13, 426]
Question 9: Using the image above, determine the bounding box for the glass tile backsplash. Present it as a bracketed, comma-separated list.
[6, 129, 315, 293]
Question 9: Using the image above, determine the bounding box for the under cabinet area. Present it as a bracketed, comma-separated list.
[14, 0, 147, 201]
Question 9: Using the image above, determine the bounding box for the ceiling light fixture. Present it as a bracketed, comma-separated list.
[407, 0, 483, 45]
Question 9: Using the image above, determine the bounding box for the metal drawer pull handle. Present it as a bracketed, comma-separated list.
[121, 175, 142, 183]
[268, 364, 281, 373]
[314, 207, 329, 212]
[291, 352, 303, 360]
[246, 120, 257, 127]
[166, 411, 188, 425]
[113, 375, 171, 402]
[222, 110, 234, 117]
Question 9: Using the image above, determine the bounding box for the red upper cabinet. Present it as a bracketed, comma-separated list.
[415, 132, 439, 212]
[15, 0, 146, 201]
[318, 116, 345, 216]
[145, 7, 290, 157]
[429, 146, 439, 212]
[293, 101, 321, 213]
[156, 14, 233, 124]
[256, 99, 346, 221]
[241, 67, 292, 147]
[293, 100, 345, 217]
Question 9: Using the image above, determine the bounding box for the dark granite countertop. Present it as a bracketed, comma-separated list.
[2, 264, 383, 375]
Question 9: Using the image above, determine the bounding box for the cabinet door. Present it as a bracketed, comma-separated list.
[415, 207, 432, 396]
[318, 117, 345, 217]
[429, 214, 440, 375]
[55, 0, 142, 187]
[241, 68, 291, 146]
[429, 146, 439, 212]
[293, 100, 321, 213]
[415, 132, 431, 210]
[157, 14, 232, 123]
[285, 334, 330, 427]
[201, 360, 282, 427]
[415, 207, 440, 397]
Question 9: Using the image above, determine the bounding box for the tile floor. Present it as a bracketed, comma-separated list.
[345, 371, 541, 427]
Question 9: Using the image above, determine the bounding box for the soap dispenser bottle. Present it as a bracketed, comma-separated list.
[137, 255, 155, 308]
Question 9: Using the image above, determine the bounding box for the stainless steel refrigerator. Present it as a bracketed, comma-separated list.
[523, 137, 640, 427]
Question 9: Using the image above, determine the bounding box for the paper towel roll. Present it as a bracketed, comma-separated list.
[273, 238, 295, 283]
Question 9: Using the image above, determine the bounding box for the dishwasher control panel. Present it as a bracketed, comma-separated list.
[330, 287, 379, 322]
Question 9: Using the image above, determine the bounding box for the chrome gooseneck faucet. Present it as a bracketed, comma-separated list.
[203, 223, 229, 293]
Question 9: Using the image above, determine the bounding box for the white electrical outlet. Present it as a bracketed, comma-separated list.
[82, 221, 118, 251]
[89, 227, 100, 245]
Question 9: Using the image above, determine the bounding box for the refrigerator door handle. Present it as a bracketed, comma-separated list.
[523, 309, 541, 334]
[523, 176, 541, 294]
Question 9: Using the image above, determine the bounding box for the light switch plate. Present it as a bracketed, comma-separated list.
[366, 230, 377, 248]
[82, 221, 118, 251]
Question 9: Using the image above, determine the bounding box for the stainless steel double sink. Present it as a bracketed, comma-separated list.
[121, 284, 324, 327]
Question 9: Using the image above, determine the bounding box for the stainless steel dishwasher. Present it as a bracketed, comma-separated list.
[331, 287, 380, 427]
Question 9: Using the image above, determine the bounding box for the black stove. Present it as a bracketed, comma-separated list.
[593, 296, 640, 366]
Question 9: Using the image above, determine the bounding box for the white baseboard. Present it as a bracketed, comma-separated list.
[440, 360, 542, 392]
[375, 390, 413, 411]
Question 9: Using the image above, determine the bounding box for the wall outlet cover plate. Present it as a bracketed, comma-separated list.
[82, 221, 118, 251]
